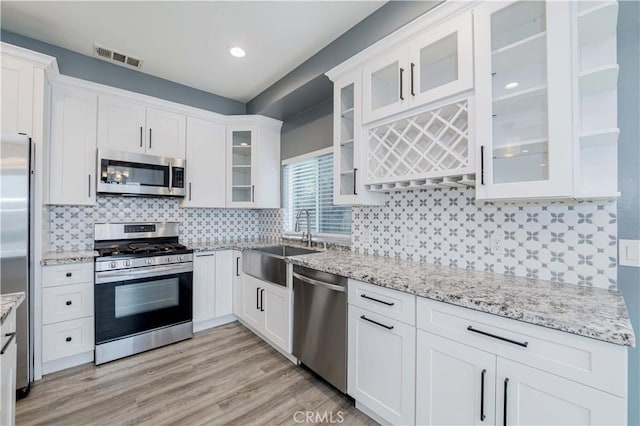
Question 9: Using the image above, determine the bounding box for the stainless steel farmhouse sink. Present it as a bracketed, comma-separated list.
[242, 245, 321, 287]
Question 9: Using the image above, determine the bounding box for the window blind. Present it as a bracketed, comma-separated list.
[283, 152, 351, 235]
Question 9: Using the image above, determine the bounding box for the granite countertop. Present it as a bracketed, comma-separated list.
[186, 237, 349, 253]
[41, 250, 98, 266]
[286, 250, 635, 347]
[1, 292, 25, 326]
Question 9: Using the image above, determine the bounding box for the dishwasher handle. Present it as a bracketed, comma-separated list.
[293, 272, 346, 293]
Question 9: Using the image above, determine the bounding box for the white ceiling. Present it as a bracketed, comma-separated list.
[0, 1, 385, 102]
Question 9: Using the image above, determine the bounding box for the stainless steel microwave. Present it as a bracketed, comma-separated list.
[97, 149, 186, 197]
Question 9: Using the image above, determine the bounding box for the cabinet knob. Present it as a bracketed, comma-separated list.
[66, 272, 72, 277]
[65, 337, 72, 342]
[65, 300, 72, 306]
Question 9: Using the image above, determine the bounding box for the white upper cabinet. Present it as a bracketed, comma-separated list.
[97, 94, 186, 159]
[227, 124, 257, 207]
[97, 95, 146, 154]
[145, 107, 186, 159]
[362, 47, 409, 124]
[409, 11, 474, 108]
[226, 119, 281, 209]
[474, 1, 573, 200]
[1, 55, 34, 134]
[333, 71, 385, 206]
[49, 83, 98, 206]
[182, 117, 226, 208]
[362, 10, 474, 124]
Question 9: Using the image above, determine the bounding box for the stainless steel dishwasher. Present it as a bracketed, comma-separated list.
[292, 265, 348, 393]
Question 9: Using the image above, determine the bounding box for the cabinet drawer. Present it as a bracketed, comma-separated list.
[43, 282, 94, 324]
[43, 263, 93, 287]
[42, 317, 94, 362]
[348, 280, 416, 325]
[416, 297, 627, 397]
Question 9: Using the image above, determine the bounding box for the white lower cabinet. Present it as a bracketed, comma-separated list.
[347, 280, 628, 426]
[261, 284, 289, 350]
[0, 309, 18, 426]
[42, 262, 95, 374]
[241, 274, 264, 330]
[42, 317, 94, 363]
[348, 304, 415, 426]
[232, 251, 243, 319]
[497, 358, 625, 426]
[193, 250, 235, 332]
[240, 273, 291, 354]
[416, 331, 496, 426]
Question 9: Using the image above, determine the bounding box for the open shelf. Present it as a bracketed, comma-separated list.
[490, 1, 546, 51]
[579, 128, 619, 146]
[578, 2, 618, 46]
[493, 85, 546, 116]
[232, 145, 251, 148]
[493, 137, 548, 151]
[340, 138, 354, 146]
[232, 165, 251, 168]
[232, 185, 252, 188]
[492, 31, 546, 73]
[341, 108, 355, 120]
[579, 65, 619, 96]
[340, 169, 355, 175]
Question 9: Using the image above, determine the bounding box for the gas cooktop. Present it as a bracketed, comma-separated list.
[96, 242, 190, 258]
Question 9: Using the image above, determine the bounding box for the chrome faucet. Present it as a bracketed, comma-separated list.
[294, 209, 312, 247]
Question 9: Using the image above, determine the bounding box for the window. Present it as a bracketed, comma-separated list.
[282, 151, 351, 236]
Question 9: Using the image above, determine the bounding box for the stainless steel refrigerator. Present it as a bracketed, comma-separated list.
[1, 132, 33, 398]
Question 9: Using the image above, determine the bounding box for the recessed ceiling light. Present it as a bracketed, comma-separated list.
[229, 46, 246, 58]
[522, 149, 529, 153]
[505, 82, 519, 90]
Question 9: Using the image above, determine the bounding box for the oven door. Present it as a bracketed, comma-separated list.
[95, 264, 193, 344]
[96, 149, 185, 197]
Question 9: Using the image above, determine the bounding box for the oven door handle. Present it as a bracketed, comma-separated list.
[95, 263, 193, 284]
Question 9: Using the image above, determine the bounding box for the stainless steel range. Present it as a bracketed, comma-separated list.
[94, 222, 193, 365]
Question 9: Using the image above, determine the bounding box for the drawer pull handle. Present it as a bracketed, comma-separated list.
[66, 272, 72, 277]
[467, 326, 528, 348]
[360, 315, 394, 330]
[360, 293, 394, 306]
[1, 332, 17, 355]
[65, 300, 72, 306]
[65, 337, 72, 342]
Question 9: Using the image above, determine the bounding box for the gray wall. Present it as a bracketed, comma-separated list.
[617, 1, 640, 424]
[281, 99, 333, 160]
[0, 30, 245, 115]
[247, 1, 442, 120]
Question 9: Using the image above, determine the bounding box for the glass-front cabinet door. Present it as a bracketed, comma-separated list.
[408, 11, 474, 107]
[227, 125, 257, 206]
[362, 48, 408, 124]
[474, 0, 573, 200]
[333, 72, 384, 206]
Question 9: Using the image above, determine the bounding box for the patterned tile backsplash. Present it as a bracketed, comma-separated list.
[48, 196, 283, 251]
[49, 188, 617, 290]
[351, 187, 617, 289]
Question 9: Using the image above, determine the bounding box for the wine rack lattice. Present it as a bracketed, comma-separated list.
[367, 100, 470, 183]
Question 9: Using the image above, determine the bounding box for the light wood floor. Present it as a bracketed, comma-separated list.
[17, 322, 376, 426]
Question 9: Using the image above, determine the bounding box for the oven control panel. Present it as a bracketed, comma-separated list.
[124, 224, 156, 234]
[95, 253, 193, 272]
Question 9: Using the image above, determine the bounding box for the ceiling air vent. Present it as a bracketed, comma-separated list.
[93, 43, 143, 69]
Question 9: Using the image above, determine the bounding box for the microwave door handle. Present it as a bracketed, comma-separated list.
[168, 161, 173, 194]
